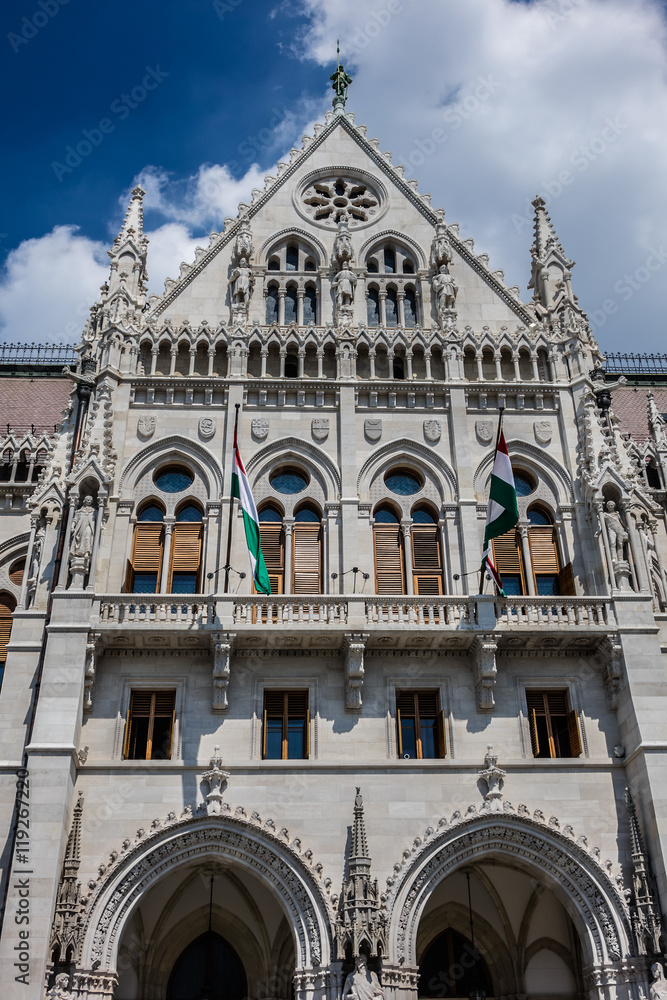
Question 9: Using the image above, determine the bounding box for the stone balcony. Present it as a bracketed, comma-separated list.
[92, 593, 616, 654]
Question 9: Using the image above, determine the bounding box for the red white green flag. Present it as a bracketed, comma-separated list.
[481, 429, 518, 594]
[230, 426, 271, 595]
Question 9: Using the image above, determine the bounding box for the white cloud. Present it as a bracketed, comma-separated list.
[298, 0, 667, 351]
[0, 226, 108, 345]
[143, 223, 202, 297]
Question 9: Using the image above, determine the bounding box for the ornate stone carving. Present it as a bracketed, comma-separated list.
[50, 793, 84, 969]
[251, 418, 269, 441]
[478, 745, 506, 811]
[235, 219, 254, 262]
[332, 262, 357, 327]
[475, 419, 494, 444]
[230, 258, 253, 324]
[84, 634, 101, 713]
[625, 788, 664, 955]
[599, 500, 633, 591]
[432, 265, 458, 330]
[430, 222, 453, 269]
[312, 418, 329, 442]
[46, 973, 74, 1000]
[212, 632, 235, 711]
[333, 218, 354, 266]
[364, 419, 382, 443]
[423, 419, 441, 444]
[343, 955, 385, 1000]
[137, 415, 155, 439]
[200, 749, 230, 815]
[595, 634, 624, 711]
[68, 496, 96, 589]
[198, 416, 216, 439]
[650, 963, 667, 1000]
[470, 633, 499, 711]
[534, 419, 552, 445]
[343, 633, 368, 711]
[336, 789, 386, 961]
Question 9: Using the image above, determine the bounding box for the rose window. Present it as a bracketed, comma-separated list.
[300, 175, 381, 228]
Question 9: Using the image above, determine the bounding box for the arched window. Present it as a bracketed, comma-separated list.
[491, 504, 574, 597]
[367, 288, 380, 327]
[527, 507, 564, 597]
[367, 258, 379, 273]
[537, 347, 551, 381]
[411, 508, 443, 595]
[304, 257, 316, 272]
[481, 349, 496, 380]
[258, 505, 284, 594]
[285, 245, 299, 271]
[284, 351, 299, 378]
[266, 285, 279, 325]
[267, 256, 280, 271]
[293, 505, 322, 593]
[284, 285, 297, 324]
[404, 289, 417, 328]
[0, 592, 16, 681]
[168, 505, 203, 594]
[386, 289, 398, 327]
[128, 504, 165, 593]
[500, 348, 514, 380]
[463, 349, 477, 382]
[518, 348, 533, 380]
[403, 259, 415, 274]
[384, 247, 396, 273]
[9, 559, 25, 587]
[393, 353, 405, 380]
[373, 506, 405, 594]
[304, 286, 317, 324]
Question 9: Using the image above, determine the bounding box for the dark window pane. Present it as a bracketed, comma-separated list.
[284, 353, 299, 378]
[403, 260, 415, 274]
[374, 507, 399, 523]
[154, 468, 194, 493]
[536, 574, 560, 596]
[176, 505, 202, 522]
[305, 259, 316, 272]
[171, 572, 198, 594]
[528, 508, 551, 525]
[501, 574, 523, 596]
[393, 356, 405, 379]
[138, 505, 164, 523]
[284, 287, 297, 323]
[259, 506, 283, 522]
[266, 719, 282, 759]
[133, 572, 158, 594]
[287, 718, 306, 758]
[385, 471, 421, 495]
[384, 248, 396, 273]
[386, 290, 398, 327]
[304, 287, 316, 324]
[129, 717, 149, 759]
[367, 259, 379, 273]
[552, 715, 572, 757]
[151, 717, 172, 759]
[535, 716, 550, 758]
[412, 508, 436, 524]
[420, 718, 437, 759]
[367, 288, 379, 327]
[286, 246, 298, 271]
[295, 507, 320, 522]
[268, 257, 280, 271]
[513, 472, 534, 497]
[266, 287, 279, 324]
[400, 718, 417, 759]
[270, 471, 308, 494]
[405, 289, 417, 327]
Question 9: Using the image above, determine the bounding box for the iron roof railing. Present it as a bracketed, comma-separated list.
[0, 342, 78, 366]
[604, 353, 667, 374]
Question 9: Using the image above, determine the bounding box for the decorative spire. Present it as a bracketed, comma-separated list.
[625, 788, 664, 955]
[113, 185, 146, 247]
[648, 391, 667, 447]
[50, 793, 85, 964]
[336, 788, 385, 960]
[330, 42, 353, 112]
[530, 195, 568, 264]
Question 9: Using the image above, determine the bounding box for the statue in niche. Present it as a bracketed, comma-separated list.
[230, 257, 252, 309]
[68, 496, 96, 589]
[343, 955, 384, 1000]
[432, 264, 458, 328]
[650, 963, 667, 1000]
[46, 974, 73, 1000]
[29, 524, 45, 583]
[332, 263, 357, 317]
[602, 500, 628, 564]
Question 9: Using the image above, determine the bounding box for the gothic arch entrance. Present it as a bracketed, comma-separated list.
[166, 932, 248, 1000]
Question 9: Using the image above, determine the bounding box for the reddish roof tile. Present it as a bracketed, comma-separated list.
[0, 377, 72, 434]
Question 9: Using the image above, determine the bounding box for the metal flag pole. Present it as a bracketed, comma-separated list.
[478, 406, 505, 596]
[223, 403, 241, 594]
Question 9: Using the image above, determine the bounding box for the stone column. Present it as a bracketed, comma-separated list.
[260, 348, 268, 378]
[278, 290, 286, 327]
[189, 347, 196, 376]
[86, 492, 106, 593]
[424, 350, 432, 381]
[512, 352, 521, 381]
[283, 518, 294, 595]
[279, 348, 286, 378]
[297, 290, 304, 327]
[406, 350, 413, 381]
[169, 346, 177, 376]
[150, 346, 158, 375]
[476, 353, 484, 381]
[494, 352, 502, 380]
[368, 349, 376, 380]
[159, 518, 175, 594]
[298, 349, 305, 379]
[208, 347, 215, 376]
[379, 291, 387, 328]
[402, 520, 414, 596]
[317, 350, 324, 379]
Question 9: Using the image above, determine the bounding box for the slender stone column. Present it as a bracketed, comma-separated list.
[159, 518, 175, 593]
[519, 523, 536, 596]
[283, 518, 294, 595]
[402, 520, 414, 596]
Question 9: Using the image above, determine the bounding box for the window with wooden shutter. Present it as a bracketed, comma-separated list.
[292, 523, 322, 594]
[131, 519, 164, 594]
[525, 689, 581, 758]
[263, 690, 308, 759]
[411, 524, 442, 595]
[558, 562, 575, 596]
[492, 528, 525, 595]
[9, 560, 25, 587]
[124, 689, 176, 760]
[0, 593, 16, 666]
[529, 523, 561, 596]
[396, 690, 445, 759]
[374, 514, 405, 594]
[168, 522, 203, 593]
[259, 523, 284, 595]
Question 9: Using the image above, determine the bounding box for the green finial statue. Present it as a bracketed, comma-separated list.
[330, 41, 352, 109]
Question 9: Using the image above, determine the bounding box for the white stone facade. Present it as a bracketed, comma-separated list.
[0, 97, 666, 1000]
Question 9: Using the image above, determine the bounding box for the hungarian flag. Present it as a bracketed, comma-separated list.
[231, 427, 271, 595]
[481, 430, 518, 594]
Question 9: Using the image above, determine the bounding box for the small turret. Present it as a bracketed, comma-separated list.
[528, 196, 591, 342]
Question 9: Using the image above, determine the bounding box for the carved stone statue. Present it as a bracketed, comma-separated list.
[431, 222, 453, 268]
[230, 258, 252, 309]
[68, 496, 96, 589]
[333, 219, 354, 266]
[330, 62, 353, 105]
[235, 220, 253, 262]
[332, 264, 357, 322]
[432, 265, 458, 328]
[650, 963, 667, 1000]
[29, 525, 45, 583]
[46, 973, 73, 1000]
[602, 501, 628, 563]
[342, 955, 384, 1000]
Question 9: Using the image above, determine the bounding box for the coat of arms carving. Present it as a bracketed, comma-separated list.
[475, 419, 494, 444]
[199, 417, 216, 439]
[364, 419, 382, 443]
[251, 418, 269, 441]
[137, 416, 155, 439]
[534, 420, 552, 445]
[312, 418, 329, 442]
[423, 419, 441, 443]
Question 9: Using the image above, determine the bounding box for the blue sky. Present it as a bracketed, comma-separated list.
[1, 0, 666, 353]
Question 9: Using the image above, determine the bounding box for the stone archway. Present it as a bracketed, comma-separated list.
[74, 816, 333, 1000]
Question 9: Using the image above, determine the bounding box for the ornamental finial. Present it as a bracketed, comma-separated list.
[330, 41, 352, 111]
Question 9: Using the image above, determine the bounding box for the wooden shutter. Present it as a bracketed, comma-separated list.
[169, 523, 202, 589]
[122, 706, 132, 759]
[567, 709, 583, 758]
[374, 525, 405, 594]
[260, 524, 284, 594]
[9, 561, 25, 587]
[558, 562, 575, 596]
[412, 526, 442, 595]
[529, 526, 559, 573]
[154, 691, 176, 714]
[304, 707, 310, 759]
[416, 691, 438, 717]
[529, 708, 540, 756]
[545, 690, 568, 716]
[293, 524, 321, 594]
[132, 523, 164, 572]
[396, 708, 403, 757]
[0, 597, 15, 664]
[436, 709, 447, 759]
[492, 529, 522, 573]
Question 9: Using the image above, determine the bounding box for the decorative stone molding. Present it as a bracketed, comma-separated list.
[343, 633, 369, 711]
[200, 748, 230, 815]
[137, 415, 155, 439]
[211, 632, 235, 711]
[364, 418, 382, 443]
[470, 633, 499, 711]
[625, 788, 665, 955]
[477, 745, 506, 810]
[336, 788, 386, 959]
[83, 633, 101, 713]
[595, 633, 624, 711]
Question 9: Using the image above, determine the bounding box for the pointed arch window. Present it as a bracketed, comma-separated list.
[367, 288, 380, 327]
[491, 503, 574, 597]
[258, 505, 284, 594]
[411, 507, 443, 595]
[404, 288, 417, 328]
[128, 503, 164, 594]
[292, 505, 322, 594]
[168, 504, 203, 594]
[384, 247, 396, 273]
[373, 506, 406, 594]
[284, 285, 297, 324]
[304, 286, 317, 324]
[266, 285, 279, 325]
[285, 245, 299, 271]
[386, 289, 398, 327]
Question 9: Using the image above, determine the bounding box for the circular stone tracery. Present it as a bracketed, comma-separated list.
[297, 171, 385, 230]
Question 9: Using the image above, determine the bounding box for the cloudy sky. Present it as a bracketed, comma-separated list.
[1, 0, 666, 352]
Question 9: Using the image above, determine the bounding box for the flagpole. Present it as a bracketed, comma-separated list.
[224, 403, 241, 594]
[479, 405, 505, 595]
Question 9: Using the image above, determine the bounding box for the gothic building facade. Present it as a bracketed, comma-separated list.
[0, 85, 666, 1000]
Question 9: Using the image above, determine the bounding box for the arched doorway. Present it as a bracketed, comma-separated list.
[418, 927, 492, 998]
[167, 932, 247, 1000]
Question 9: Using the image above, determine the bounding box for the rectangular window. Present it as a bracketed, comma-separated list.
[123, 690, 176, 760]
[263, 690, 309, 760]
[129, 522, 164, 593]
[526, 689, 582, 759]
[396, 691, 446, 759]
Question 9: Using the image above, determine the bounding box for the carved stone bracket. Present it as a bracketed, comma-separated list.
[84, 633, 102, 713]
[595, 633, 624, 711]
[343, 633, 369, 711]
[211, 632, 236, 712]
[200, 747, 230, 816]
[470, 633, 499, 711]
[478, 745, 506, 811]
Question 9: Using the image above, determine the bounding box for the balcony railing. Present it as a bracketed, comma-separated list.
[94, 594, 616, 632]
